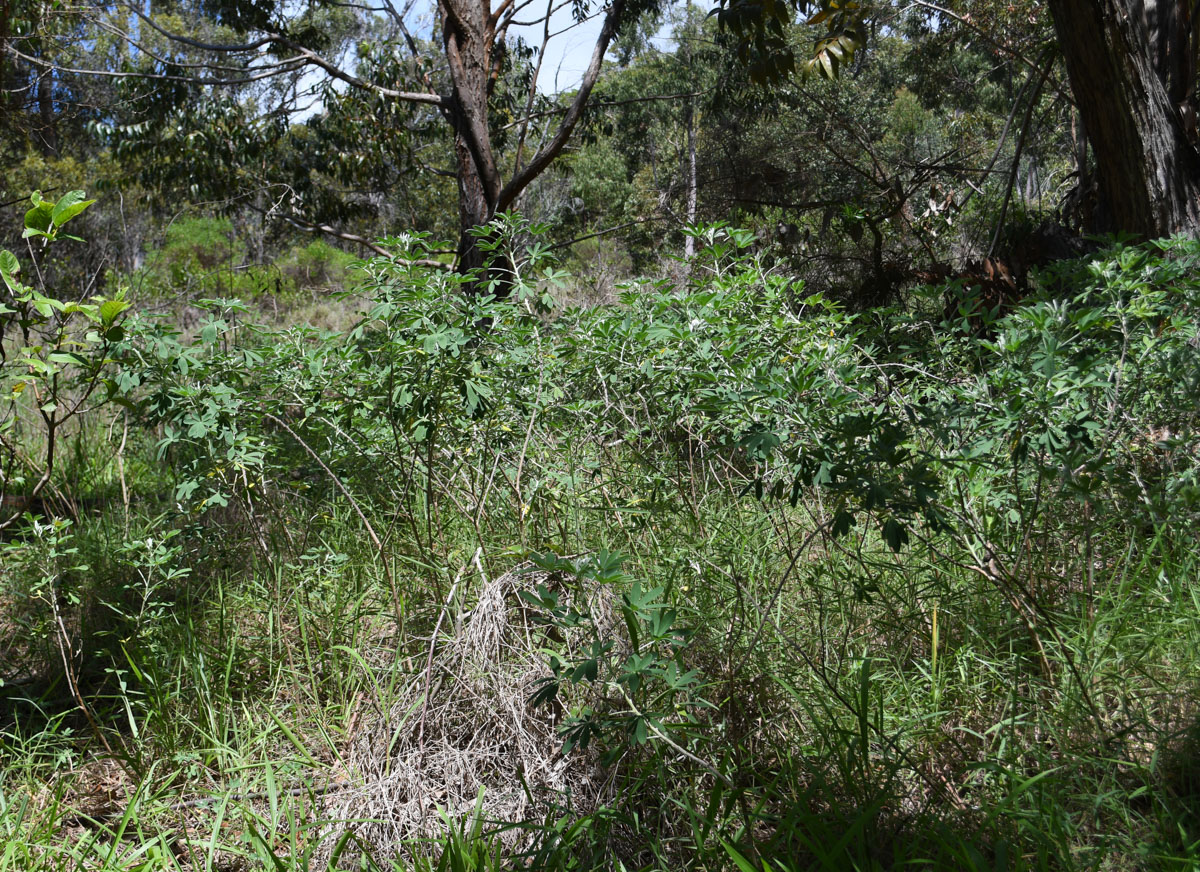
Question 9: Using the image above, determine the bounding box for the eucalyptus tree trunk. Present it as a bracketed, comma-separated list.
[1048, 0, 1200, 236]
[440, 0, 627, 280]
[442, 0, 504, 274]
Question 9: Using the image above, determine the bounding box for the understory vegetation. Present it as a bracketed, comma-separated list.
[3, 206, 1200, 869]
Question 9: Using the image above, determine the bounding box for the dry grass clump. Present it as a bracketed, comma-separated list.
[324, 563, 616, 860]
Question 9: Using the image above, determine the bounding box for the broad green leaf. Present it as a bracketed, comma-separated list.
[0, 250, 20, 293]
[24, 202, 53, 236]
[831, 509, 856, 538]
[882, 518, 909, 552]
[26, 293, 64, 318]
[18, 355, 53, 374]
[50, 191, 96, 227]
[48, 352, 87, 366]
[99, 299, 130, 326]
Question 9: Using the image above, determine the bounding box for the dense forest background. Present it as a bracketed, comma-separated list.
[5, 0, 1192, 300]
[3, 0, 1200, 869]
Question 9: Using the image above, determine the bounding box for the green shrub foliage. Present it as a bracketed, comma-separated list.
[6, 217, 1200, 869]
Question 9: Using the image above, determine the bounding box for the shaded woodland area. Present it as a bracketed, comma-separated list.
[3, 0, 1200, 869]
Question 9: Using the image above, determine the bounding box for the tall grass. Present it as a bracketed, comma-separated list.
[2, 228, 1199, 869]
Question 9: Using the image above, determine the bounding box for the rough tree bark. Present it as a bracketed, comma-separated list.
[1048, 0, 1200, 237]
[442, 0, 504, 273]
[442, 0, 627, 277]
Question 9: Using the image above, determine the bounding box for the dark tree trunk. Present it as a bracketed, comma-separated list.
[451, 125, 516, 298]
[432, 0, 624, 285]
[452, 128, 494, 275]
[442, 0, 504, 277]
[1048, 0, 1200, 237]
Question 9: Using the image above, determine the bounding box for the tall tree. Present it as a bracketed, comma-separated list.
[716, 0, 1200, 236]
[1, 0, 109, 161]
[10, 0, 654, 272]
[563, 5, 718, 265]
[1047, 0, 1200, 236]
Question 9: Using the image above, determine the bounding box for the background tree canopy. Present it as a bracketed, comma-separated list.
[4, 0, 1196, 285]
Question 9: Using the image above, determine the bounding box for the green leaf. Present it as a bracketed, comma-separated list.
[19, 356, 53, 375]
[622, 604, 641, 653]
[740, 428, 780, 460]
[632, 717, 647, 744]
[48, 352, 87, 366]
[0, 249, 20, 293]
[24, 202, 54, 236]
[529, 676, 560, 707]
[882, 518, 909, 552]
[721, 841, 763, 872]
[819, 50, 835, 78]
[50, 191, 96, 228]
[831, 509, 856, 538]
[570, 659, 598, 683]
[99, 298, 130, 326]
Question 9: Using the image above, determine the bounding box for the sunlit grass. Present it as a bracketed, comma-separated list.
[3, 234, 1200, 869]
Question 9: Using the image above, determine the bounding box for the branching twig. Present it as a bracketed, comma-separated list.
[262, 412, 402, 628]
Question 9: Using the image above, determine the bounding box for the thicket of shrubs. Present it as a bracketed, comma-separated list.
[3, 210, 1200, 869]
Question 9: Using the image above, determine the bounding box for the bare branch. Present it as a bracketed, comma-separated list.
[108, 2, 447, 105]
[280, 214, 452, 268]
[499, 89, 703, 131]
[545, 216, 660, 251]
[274, 34, 446, 104]
[496, 0, 564, 30]
[87, 17, 307, 77]
[380, 0, 426, 59]
[490, 0, 517, 25]
[512, 0, 555, 175]
[9, 46, 306, 86]
[988, 49, 1056, 256]
[498, 0, 627, 210]
[115, 3, 276, 52]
